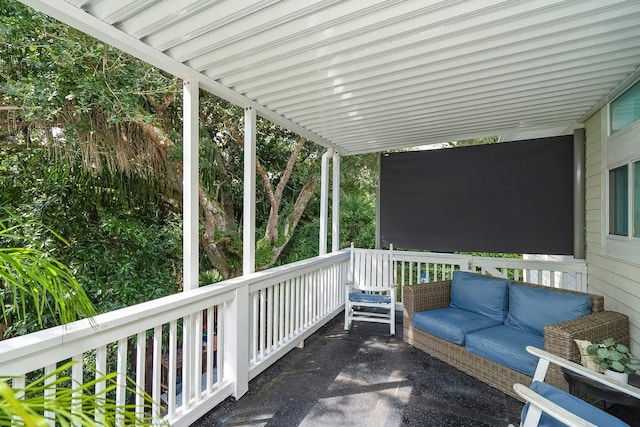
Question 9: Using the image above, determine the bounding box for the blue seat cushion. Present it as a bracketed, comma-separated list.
[349, 292, 391, 304]
[521, 381, 630, 427]
[413, 307, 502, 345]
[506, 283, 592, 336]
[450, 271, 510, 322]
[465, 324, 543, 376]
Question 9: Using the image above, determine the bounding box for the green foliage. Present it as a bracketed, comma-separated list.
[255, 239, 274, 268]
[68, 212, 181, 313]
[451, 136, 500, 147]
[0, 361, 164, 426]
[340, 193, 376, 249]
[0, 133, 182, 322]
[278, 154, 378, 261]
[1, 0, 176, 125]
[0, 210, 96, 336]
[278, 219, 320, 264]
[200, 269, 223, 286]
[340, 153, 379, 196]
[587, 338, 640, 374]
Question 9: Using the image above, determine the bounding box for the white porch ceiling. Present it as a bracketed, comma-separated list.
[21, 0, 640, 155]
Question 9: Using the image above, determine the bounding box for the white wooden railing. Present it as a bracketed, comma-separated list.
[393, 251, 588, 308]
[0, 248, 587, 427]
[0, 251, 349, 427]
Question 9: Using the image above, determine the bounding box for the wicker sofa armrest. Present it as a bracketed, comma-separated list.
[402, 281, 451, 320]
[544, 310, 630, 363]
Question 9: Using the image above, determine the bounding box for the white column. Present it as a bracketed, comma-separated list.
[224, 284, 249, 399]
[332, 153, 341, 252]
[183, 78, 199, 291]
[319, 149, 333, 255]
[243, 107, 257, 275]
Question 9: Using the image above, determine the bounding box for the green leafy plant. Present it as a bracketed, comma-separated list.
[0, 361, 165, 426]
[587, 338, 640, 374]
[0, 210, 97, 336]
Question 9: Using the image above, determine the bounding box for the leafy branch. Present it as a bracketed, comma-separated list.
[0, 361, 165, 426]
[0, 210, 96, 333]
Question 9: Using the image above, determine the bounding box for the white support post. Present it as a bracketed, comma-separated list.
[332, 153, 341, 252]
[243, 107, 257, 275]
[224, 284, 249, 399]
[183, 78, 199, 291]
[319, 149, 333, 255]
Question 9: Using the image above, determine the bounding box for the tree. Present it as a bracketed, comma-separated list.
[0, 0, 323, 289]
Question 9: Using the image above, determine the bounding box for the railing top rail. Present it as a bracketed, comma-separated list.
[248, 249, 350, 283]
[381, 249, 586, 273]
[0, 282, 238, 369]
[389, 250, 472, 263]
[472, 256, 587, 273]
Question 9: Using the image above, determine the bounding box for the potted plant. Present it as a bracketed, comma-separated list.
[587, 338, 640, 383]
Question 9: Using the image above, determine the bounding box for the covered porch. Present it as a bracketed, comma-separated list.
[4, 1, 640, 426]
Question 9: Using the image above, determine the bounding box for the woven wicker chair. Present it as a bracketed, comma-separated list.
[344, 243, 397, 335]
[403, 280, 630, 400]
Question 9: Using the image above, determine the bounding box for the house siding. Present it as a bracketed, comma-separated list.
[584, 110, 640, 354]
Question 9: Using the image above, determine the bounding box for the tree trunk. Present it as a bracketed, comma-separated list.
[259, 178, 316, 269]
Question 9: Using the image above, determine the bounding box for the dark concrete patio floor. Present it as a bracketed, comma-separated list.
[194, 313, 640, 427]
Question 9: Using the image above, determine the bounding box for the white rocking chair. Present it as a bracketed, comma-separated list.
[344, 243, 397, 335]
[513, 346, 639, 427]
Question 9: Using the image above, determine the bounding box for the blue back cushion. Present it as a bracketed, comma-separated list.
[506, 283, 591, 336]
[450, 271, 510, 322]
[521, 381, 630, 427]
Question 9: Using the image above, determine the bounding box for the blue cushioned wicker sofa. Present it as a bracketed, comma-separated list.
[403, 271, 630, 400]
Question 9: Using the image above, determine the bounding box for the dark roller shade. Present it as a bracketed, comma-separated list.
[379, 136, 574, 254]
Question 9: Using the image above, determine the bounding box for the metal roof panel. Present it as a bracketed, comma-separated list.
[19, 0, 640, 155]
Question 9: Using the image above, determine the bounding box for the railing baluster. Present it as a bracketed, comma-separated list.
[167, 320, 177, 419]
[44, 364, 55, 426]
[322, 268, 327, 316]
[273, 283, 280, 348]
[135, 331, 146, 423]
[311, 271, 317, 323]
[260, 289, 266, 359]
[11, 376, 25, 427]
[279, 282, 285, 344]
[285, 279, 291, 340]
[216, 305, 223, 385]
[409, 261, 414, 285]
[194, 312, 203, 403]
[251, 293, 257, 364]
[206, 307, 215, 391]
[115, 339, 127, 426]
[295, 276, 301, 335]
[152, 325, 162, 425]
[95, 345, 107, 424]
[181, 315, 192, 410]
[71, 354, 83, 426]
[267, 285, 273, 354]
